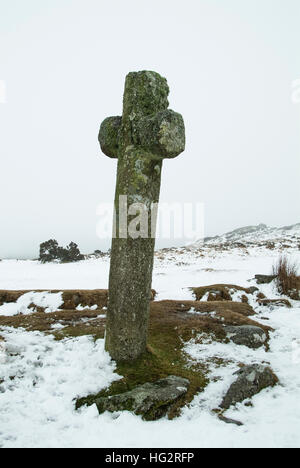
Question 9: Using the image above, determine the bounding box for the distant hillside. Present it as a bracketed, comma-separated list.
[202, 223, 300, 245]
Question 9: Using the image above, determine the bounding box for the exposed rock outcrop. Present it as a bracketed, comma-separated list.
[221, 365, 279, 409]
[78, 376, 190, 421]
[254, 275, 276, 284]
[224, 325, 267, 349]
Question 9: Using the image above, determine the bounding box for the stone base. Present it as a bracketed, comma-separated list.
[86, 376, 190, 421]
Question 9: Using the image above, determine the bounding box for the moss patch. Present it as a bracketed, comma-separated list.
[76, 342, 207, 420]
[75, 300, 271, 419]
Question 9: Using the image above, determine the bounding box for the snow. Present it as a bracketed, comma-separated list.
[76, 304, 98, 311]
[0, 244, 300, 448]
[203, 222, 300, 246]
[0, 330, 120, 448]
[0, 291, 63, 316]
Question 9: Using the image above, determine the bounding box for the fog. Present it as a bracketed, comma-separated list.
[0, 0, 299, 258]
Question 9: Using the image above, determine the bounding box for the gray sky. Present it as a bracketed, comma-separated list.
[0, 0, 299, 259]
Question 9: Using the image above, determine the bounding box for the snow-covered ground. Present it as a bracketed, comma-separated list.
[0, 244, 300, 448]
[0, 291, 64, 316]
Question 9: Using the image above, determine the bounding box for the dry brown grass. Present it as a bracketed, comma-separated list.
[0, 289, 108, 309]
[0, 295, 272, 419]
[190, 284, 258, 302]
[272, 255, 300, 299]
[74, 300, 271, 419]
[0, 289, 156, 310]
[258, 298, 292, 308]
[0, 299, 262, 338]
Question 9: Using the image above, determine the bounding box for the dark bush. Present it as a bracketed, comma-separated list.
[39, 240, 84, 263]
[60, 242, 85, 263]
[39, 239, 61, 263]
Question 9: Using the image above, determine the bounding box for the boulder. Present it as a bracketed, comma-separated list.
[218, 414, 243, 426]
[92, 376, 189, 421]
[254, 275, 276, 284]
[221, 364, 278, 409]
[224, 325, 267, 349]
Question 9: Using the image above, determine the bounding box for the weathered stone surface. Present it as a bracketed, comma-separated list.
[137, 109, 185, 159]
[99, 71, 185, 361]
[258, 298, 292, 309]
[221, 365, 279, 409]
[93, 376, 189, 421]
[255, 274, 276, 284]
[98, 116, 122, 158]
[218, 414, 243, 426]
[224, 325, 267, 349]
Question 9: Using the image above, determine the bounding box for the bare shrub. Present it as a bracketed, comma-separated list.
[272, 255, 299, 299]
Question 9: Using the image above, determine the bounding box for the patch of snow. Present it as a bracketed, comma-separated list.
[0, 328, 120, 448]
[0, 247, 300, 447]
[50, 323, 66, 330]
[183, 305, 300, 448]
[0, 292, 63, 316]
[76, 304, 98, 311]
[200, 292, 210, 302]
[187, 307, 216, 318]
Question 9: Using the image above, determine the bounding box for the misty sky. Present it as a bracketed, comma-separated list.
[0, 0, 299, 258]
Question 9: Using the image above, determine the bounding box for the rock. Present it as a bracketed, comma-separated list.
[221, 364, 278, 409]
[218, 414, 243, 426]
[100, 71, 185, 361]
[224, 325, 267, 349]
[92, 376, 189, 421]
[254, 275, 276, 284]
[258, 298, 292, 309]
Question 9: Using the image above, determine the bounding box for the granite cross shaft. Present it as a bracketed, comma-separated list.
[99, 70, 185, 361]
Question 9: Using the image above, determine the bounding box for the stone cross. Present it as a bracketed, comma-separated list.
[99, 71, 185, 361]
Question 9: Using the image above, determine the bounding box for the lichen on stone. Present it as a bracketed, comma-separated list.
[98, 71, 185, 362]
[90, 376, 190, 421]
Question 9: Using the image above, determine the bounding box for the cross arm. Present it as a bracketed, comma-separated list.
[136, 109, 185, 159]
[98, 116, 122, 158]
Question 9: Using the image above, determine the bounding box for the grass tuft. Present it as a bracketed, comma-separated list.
[272, 255, 300, 299]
